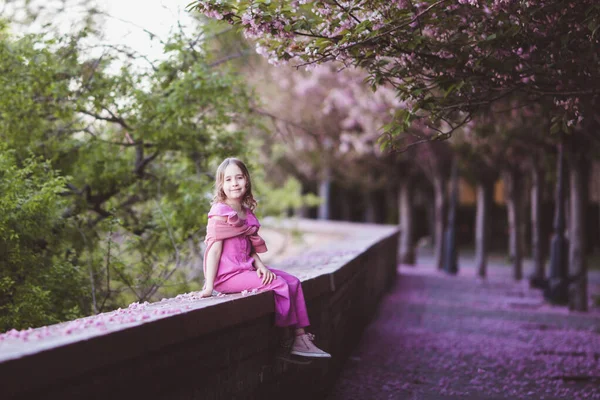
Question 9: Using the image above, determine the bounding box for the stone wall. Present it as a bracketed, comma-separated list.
[0, 219, 399, 400]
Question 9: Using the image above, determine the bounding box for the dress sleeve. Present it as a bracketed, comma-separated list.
[208, 203, 241, 225]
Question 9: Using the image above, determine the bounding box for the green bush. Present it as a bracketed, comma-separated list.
[0, 149, 87, 331]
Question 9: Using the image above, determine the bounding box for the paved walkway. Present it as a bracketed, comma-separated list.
[327, 256, 600, 400]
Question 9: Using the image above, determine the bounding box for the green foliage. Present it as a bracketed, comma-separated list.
[0, 19, 255, 331]
[253, 175, 321, 218]
[0, 148, 87, 331]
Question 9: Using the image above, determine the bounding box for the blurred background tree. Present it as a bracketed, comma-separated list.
[191, 0, 600, 310]
[0, 1, 257, 331]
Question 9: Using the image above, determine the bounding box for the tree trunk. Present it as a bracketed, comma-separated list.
[399, 178, 415, 265]
[475, 180, 493, 278]
[318, 166, 331, 220]
[530, 163, 546, 284]
[340, 187, 352, 221]
[297, 183, 310, 218]
[443, 159, 459, 274]
[386, 187, 397, 225]
[520, 179, 530, 258]
[565, 196, 571, 241]
[364, 189, 377, 223]
[425, 189, 435, 250]
[568, 154, 588, 311]
[504, 169, 523, 280]
[433, 174, 447, 270]
[296, 205, 309, 218]
[546, 140, 569, 304]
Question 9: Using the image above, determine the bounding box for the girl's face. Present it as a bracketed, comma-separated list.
[222, 163, 247, 202]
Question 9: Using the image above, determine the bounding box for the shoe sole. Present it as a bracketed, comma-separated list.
[290, 350, 332, 358]
[276, 355, 313, 365]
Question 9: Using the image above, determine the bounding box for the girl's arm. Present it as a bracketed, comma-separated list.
[251, 252, 275, 285]
[201, 215, 227, 297]
[201, 240, 223, 297]
[250, 251, 265, 269]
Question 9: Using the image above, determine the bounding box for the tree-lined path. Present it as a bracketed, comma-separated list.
[328, 257, 600, 400]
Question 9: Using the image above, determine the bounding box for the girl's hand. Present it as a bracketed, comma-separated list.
[200, 287, 214, 298]
[256, 265, 275, 285]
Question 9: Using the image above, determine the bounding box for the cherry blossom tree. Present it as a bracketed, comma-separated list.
[189, 2, 600, 309]
[408, 133, 453, 270]
[243, 57, 426, 260]
[189, 0, 600, 147]
[247, 61, 403, 219]
[565, 120, 599, 311]
[454, 128, 501, 279]
[456, 101, 556, 280]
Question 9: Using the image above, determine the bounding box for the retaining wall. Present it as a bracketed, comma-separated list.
[0, 219, 399, 400]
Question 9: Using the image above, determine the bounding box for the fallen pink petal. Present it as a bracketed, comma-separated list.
[328, 262, 600, 400]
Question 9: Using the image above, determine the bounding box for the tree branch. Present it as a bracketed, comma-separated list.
[82, 127, 155, 147]
[79, 109, 133, 131]
[134, 147, 160, 177]
[208, 50, 253, 68]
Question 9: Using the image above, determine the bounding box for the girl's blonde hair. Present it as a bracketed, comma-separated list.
[212, 158, 257, 211]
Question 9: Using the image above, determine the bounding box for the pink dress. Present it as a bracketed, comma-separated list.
[208, 203, 310, 328]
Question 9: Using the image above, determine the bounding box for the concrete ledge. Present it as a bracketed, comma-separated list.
[0, 219, 399, 400]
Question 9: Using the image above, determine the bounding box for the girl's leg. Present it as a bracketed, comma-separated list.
[269, 269, 331, 358]
[214, 270, 299, 327]
[216, 270, 330, 358]
[269, 268, 310, 329]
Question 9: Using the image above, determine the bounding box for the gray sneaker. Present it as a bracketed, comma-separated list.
[290, 333, 332, 358]
[276, 336, 312, 365]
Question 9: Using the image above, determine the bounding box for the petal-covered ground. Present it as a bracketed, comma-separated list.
[328, 260, 600, 400]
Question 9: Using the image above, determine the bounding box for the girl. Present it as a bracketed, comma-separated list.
[200, 158, 331, 359]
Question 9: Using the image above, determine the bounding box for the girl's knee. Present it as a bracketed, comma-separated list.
[287, 275, 300, 288]
[269, 275, 288, 290]
[276, 271, 300, 285]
